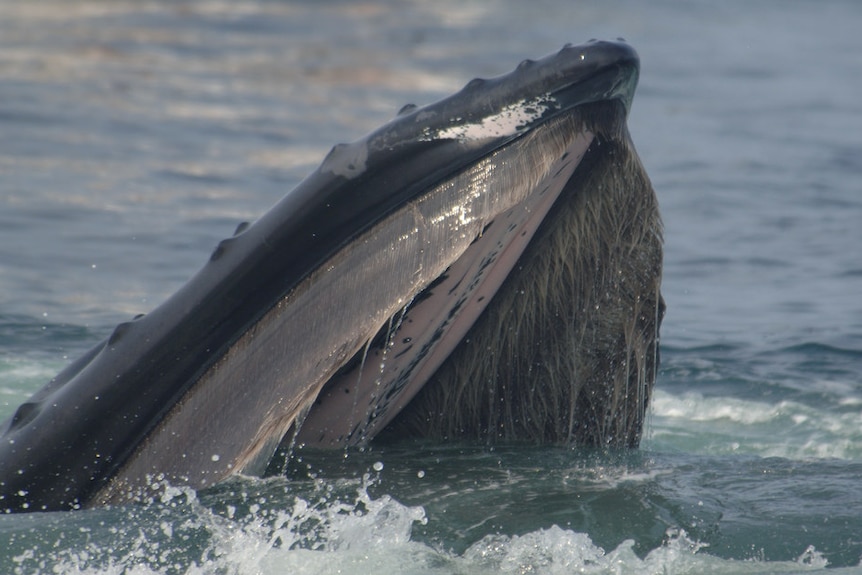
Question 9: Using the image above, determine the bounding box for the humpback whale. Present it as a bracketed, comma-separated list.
[0, 40, 663, 513]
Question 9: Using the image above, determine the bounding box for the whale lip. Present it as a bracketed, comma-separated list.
[0, 40, 642, 513]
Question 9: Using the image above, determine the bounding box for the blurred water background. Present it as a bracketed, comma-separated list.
[1, 1, 861, 573]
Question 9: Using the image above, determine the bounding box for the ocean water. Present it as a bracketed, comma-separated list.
[1, 1, 861, 573]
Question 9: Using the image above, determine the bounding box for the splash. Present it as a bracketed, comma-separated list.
[8, 483, 839, 575]
[6, 471, 430, 575]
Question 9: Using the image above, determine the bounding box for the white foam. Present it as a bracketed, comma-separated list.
[25, 483, 843, 575]
[647, 389, 862, 460]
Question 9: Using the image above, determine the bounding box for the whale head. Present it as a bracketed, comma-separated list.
[0, 40, 662, 513]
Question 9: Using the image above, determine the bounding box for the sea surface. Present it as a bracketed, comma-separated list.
[1, 1, 861, 573]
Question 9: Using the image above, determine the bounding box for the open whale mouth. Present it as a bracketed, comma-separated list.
[0, 40, 663, 513]
[295, 105, 621, 448]
[291, 41, 659, 450]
